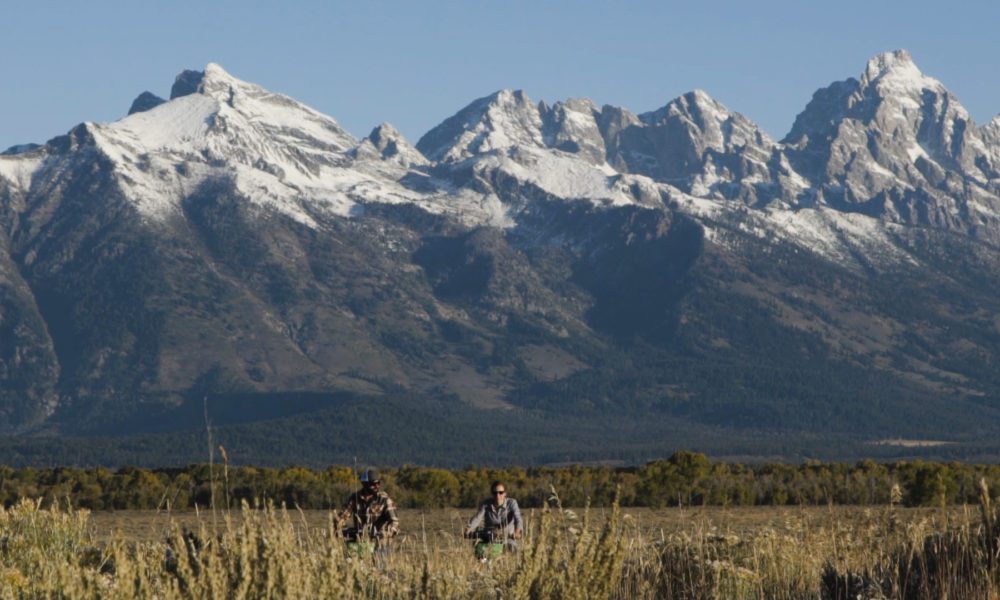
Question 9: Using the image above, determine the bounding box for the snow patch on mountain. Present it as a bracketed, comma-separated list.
[763, 207, 917, 267]
[100, 93, 217, 151]
[481, 146, 649, 206]
[0, 152, 45, 192]
[672, 188, 917, 270]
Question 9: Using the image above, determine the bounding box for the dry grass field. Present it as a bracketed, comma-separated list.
[2, 496, 1000, 598]
[87, 504, 966, 544]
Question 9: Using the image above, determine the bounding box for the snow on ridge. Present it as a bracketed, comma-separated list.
[671, 189, 916, 270]
[0, 152, 45, 191]
[489, 146, 640, 206]
[79, 63, 378, 224]
[102, 93, 218, 152]
[442, 89, 544, 163]
[81, 64, 522, 229]
[860, 50, 956, 115]
[15, 56, 991, 263]
[862, 50, 923, 84]
[861, 49, 944, 95]
[56, 67, 533, 230]
[763, 206, 917, 268]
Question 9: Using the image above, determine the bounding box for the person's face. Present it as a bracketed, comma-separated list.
[491, 486, 506, 504]
[362, 480, 380, 494]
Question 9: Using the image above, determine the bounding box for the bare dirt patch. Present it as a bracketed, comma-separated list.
[518, 344, 587, 382]
[434, 358, 513, 409]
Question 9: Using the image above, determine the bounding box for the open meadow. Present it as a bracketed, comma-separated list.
[87, 504, 964, 544]
[2, 499, 999, 598]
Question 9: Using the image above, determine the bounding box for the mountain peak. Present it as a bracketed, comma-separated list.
[167, 64, 249, 103]
[641, 89, 732, 126]
[685, 89, 718, 104]
[552, 97, 598, 114]
[859, 49, 937, 92]
[169, 69, 204, 100]
[486, 88, 530, 105]
[353, 122, 428, 166]
[127, 91, 166, 115]
[202, 62, 243, 89]
[370, 122, 403, 141]
[416, 89, 543, 162]
[680, 89, 729, 115]
[204, 62, 232, 79]
[639, 89, 772, 151]
[864, 49, 915, 76]
[79, 62, 360, 222]
[199, 63, 256, 103]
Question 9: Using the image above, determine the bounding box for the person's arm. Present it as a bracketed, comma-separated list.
[382, 496, 400, 537]
[509, 499, 524, 538]
[334, 496, 352, 529]
[464, 501, 487, 534]
[337, 493, 358, 526]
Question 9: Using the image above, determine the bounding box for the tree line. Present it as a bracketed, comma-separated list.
[0, 452, 995, 510]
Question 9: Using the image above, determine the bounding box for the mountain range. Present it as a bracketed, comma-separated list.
[3, 49, 1000, 466]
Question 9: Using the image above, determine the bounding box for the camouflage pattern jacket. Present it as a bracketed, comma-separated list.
[338, 490, 400, 538]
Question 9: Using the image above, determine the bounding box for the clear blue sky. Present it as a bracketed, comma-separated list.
[2, 0, 999, 150]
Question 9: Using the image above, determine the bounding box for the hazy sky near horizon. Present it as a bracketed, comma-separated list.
[2, 1, 999, 150]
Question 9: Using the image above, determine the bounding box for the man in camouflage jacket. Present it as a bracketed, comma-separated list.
[338, 469, 400, 541]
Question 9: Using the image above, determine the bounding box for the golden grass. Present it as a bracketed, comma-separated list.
[2, 495, 1000, 598]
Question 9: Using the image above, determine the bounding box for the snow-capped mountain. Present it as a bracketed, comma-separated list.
[4, 51, 1000, 463]
[782, 50, 1000, 235]
[415, 89, 664, 211]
